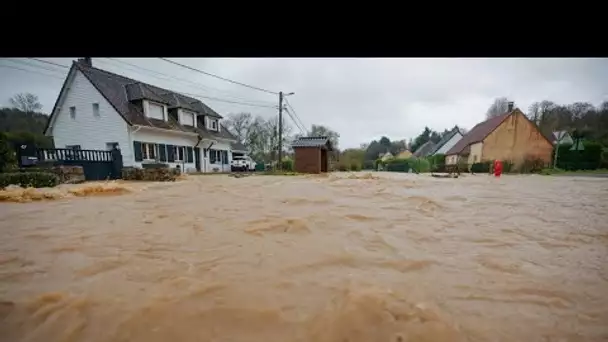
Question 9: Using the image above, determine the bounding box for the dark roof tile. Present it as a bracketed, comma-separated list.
[445, 112, 512, 155]
[413, 140, 436, 157]
[428, 126, 462, 155]
[69, 61, 235, 141]
[292, 136, 333, 149]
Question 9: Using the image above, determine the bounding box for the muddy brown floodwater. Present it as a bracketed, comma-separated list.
[1, 173, 607, 342]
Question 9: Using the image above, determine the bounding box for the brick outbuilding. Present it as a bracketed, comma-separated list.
[291, 136, 333, 174]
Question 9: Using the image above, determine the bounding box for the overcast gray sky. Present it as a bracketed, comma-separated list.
[1, 58, 607, 148]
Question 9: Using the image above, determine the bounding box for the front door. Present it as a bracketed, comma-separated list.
[194, 147, 201, 172]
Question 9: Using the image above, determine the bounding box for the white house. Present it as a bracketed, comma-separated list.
[430, 126, 464, 155]
[44, 58, 244, 173]
[551, 131, 574, 145]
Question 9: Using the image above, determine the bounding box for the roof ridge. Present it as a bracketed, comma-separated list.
[74, 60, 209, 111]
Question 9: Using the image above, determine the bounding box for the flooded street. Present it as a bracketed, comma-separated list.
[1, 173, 607, 342]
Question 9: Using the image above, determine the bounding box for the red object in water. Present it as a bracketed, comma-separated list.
[494, 160, 503, 177]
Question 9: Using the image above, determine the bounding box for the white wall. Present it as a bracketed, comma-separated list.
[48, 69, 133, 161]
[132, 128, 200, 172]
[434, 133, 463, 155]
[202, 140, 232, 173]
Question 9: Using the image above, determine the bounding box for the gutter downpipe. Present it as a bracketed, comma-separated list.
[200, 138, 217, 173]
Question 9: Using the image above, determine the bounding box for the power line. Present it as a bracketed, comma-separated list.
[284, 107, 306, 135]
[284, 98, 307, 134]
[103, 58, 276, 106]
[5, 58, 67, 75]
[159, 57, 278, 95]
[179, 91, 279, 109]
[0, 64, 64, 80]
[28, 58, 70, 69]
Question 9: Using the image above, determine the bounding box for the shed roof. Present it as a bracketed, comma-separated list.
[291, 136, 333, 150]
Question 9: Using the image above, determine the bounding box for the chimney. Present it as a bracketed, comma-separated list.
[77, 57, 92, 67]
[507, 101, 514, 112]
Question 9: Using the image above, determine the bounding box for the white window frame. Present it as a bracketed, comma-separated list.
[207, 117, 218, 131]
[172, 146, 185, 162]
[69, 106, 76, 119]
[146, 101, 165, 121]
[92, 103, 100, 118]
[181, 110, 196, 127]
[141, 143, 157, 161]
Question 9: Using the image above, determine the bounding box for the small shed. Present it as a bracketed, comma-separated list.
[291, 136, 334, 174]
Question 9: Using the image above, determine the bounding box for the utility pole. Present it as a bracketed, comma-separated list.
[278, 91, 283, 169]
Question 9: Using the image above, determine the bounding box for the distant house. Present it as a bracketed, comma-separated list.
[430, 126, 464, 155]
[396, 150, 413, 159]
[412, 141, 436, 157]
[43, 58, 240, 173]
[379, 151, 394, 161]
[445, 103, 553, 169]
[551, 131, 574, 145]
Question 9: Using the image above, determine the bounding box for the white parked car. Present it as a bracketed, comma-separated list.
[231, 155, 256, 172]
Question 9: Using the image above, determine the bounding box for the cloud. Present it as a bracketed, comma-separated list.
[1, 57, 606, 148]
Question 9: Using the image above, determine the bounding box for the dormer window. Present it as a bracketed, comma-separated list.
[146, 101, 165, 120]
[181, 110, 196, 127]
[207, 117, 218, 131]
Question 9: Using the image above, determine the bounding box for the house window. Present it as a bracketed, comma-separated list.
[181, 111, 195, 127]
[172, 146, 185, 161]
[66, 145, 81, 150]
[207, 117, 218, 131]
[69, 106, 76, 119]
[147, 102, 165, 120]
[474, 155, 478, 162]
[92, 103, 100, 118]
[142, 143, 157, 160]
[106, 142, 118, 150]
[209, 149, 221, 164]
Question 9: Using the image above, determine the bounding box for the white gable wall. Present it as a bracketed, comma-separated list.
[434, 133, 463, 155]
[49, 69, 133, 161]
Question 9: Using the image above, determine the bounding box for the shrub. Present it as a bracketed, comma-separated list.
[0, 172, 59, 189]
[385, 158, 410, 172]
[281, 158, 294, 171]
[122, 167, 179, 181]
[554, 141, 603, 170]
[520, 155, 547, 173]
[337, 162, 349, 171]
[350, 161, 361, 171]
[362, 160, 375, 170]
[411, 158, 431, 173]
[374, 158, 383, 170]
[141, 163, 169, 169]
[0, 132, 16, 173]
[470, 161, 491, 173]
[502, 160, 513, 173]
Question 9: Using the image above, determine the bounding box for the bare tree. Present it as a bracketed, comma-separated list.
[310, 124, 340, 149]
[224, 112, 252, 144]
[9, 93, 42, 113]
[485, 97, 512, 119]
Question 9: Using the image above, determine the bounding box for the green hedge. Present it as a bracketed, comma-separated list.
[0, 172, 60, 189]
[470, 161, 491, 173]
[362, 160, 375, 170]
[554, 142, 603, 170]
[350, 162, 361, 171]
[281, 159, 294, 171]
[385, 158, 411, 172]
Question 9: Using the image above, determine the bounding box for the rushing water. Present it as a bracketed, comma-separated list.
[0, 173, 607, 342]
